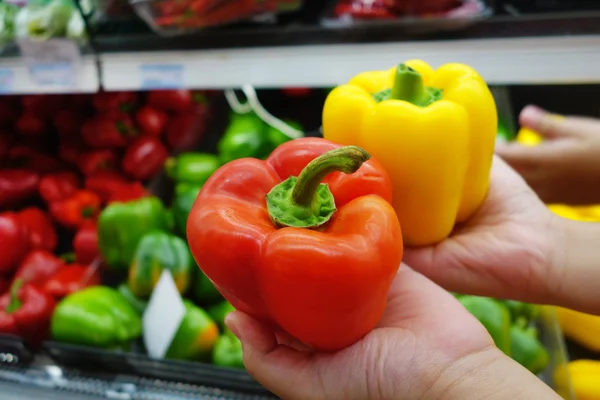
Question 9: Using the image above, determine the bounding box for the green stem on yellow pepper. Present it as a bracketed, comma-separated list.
[391, 64, 430, 105]
[266, 146, 371, 229]
[373, 63, 442, 106]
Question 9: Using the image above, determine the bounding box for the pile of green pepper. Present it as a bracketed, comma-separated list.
[50, 111, 304, 369]
[457, 294, 550, 375]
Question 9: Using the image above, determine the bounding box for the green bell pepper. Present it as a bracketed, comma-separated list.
[129, 231, 193, 297]
[266, 119, 303, 150]
[497, 118, 514, 142]
[459, 295, 511, 356]
[165, 300, 219, 361]
[510, 325, 550, 375]
[207, 300, 235, 331]
[212, 329, 244, 369]
[117, 283, 148, 315]
[98, 197, 171, 271]
[500, 300, 540, 326]
[217, 112, 271, 164]
[193, 268, 223, 306]
[172, 184, 202, 235]
[165, 152, 221, 185]
[51, 286, 142, 349]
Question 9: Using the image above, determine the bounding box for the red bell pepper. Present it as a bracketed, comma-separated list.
[92, 91, 138, 113]
[0, 98, 18, 127]
[50, 190, 101, 229]
[0, 169, 40, 209]
[21, 94, 65, 119]
[0, 280, 56, 346]
[282, 87, 313, 97]
[43, 264, 101, 300]
[0, 212, 30, 274]
[107, 182, 149, 204]
[15, 112, 46, 137]
[18, 208, 58, 252]
[59, 141, 88, 166]
[85, 171, 129, 202]
[165, 109, 208, 151]
[77, 150, 118, 176]
[187, 138, 403, 351]
[147, 90, 207, 112]
[9, 146, 64, 174]
[38, 171, 80, 203]
[73, 225, 99, 265]
[13, 250, 64, 288]
[136, 106, 168, 137]
[0, 132, 13, 161]
[122, 137, 168, 181]
[0, 277, 10, 295]
[81, 113, 138, 149]
[54, 109, 84, 138]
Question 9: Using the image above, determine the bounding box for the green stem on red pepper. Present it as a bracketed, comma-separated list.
[266, 146, 371, 229]
[5, 279, 24, 314]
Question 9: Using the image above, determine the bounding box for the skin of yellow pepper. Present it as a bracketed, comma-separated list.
[323, 60, 497, 246]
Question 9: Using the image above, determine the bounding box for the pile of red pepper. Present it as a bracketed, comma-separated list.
[0, 210, 101, 346]
[0, 89, 212, 346]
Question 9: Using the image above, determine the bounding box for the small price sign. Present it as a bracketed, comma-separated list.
[0, 68, 15, 93]
[18, 38, 81, 88]
[142, 270, 186, 359]
[140, 64, 184, 89]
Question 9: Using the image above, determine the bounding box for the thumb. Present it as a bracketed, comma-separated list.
[225, 312, 317, 399]
[519, 105, 569, 139]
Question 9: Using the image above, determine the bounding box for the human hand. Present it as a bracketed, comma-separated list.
[496, 105, 600, 205]
[403, 156, 564, 306]
[225, 266, 558, 400]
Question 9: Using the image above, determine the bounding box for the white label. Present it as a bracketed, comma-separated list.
[140, 64, 184, 89]
[17, 38, 81, 88]
[0, 69, 14, 93]
[142, 270, 186, 359]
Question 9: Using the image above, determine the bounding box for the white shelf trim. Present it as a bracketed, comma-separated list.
[101, 34, 600, 90]
[0, 55, 99, 94]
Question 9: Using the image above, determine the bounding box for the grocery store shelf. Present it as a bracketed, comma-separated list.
[0, 55, 99, 94]
[101, 34, 600, 89]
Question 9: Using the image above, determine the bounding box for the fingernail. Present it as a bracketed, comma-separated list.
[520, 105, 547, 126]
[225, 312, 244, 341]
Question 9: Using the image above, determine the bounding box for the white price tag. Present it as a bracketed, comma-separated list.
[17, 38, 81, 88]
[142, 270, 186, 359]
[140, 64, 184, 89]
[0, 68, 15, 93]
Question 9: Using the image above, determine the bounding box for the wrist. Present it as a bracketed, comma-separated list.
[548, 215, 600, 314]
[435, 347, 559, 400]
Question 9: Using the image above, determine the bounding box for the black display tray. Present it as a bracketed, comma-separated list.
[43, 341, 274, 396]
[0, 335, 34, 365]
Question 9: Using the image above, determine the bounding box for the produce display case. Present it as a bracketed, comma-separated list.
[0, 0, 599, 397]
[0, 86, 582, 399]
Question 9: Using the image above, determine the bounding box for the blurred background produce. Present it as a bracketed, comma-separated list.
[0, 0, 599, 397]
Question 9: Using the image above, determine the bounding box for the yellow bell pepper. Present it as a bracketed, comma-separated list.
[515, 127, 543, 146]
[555, 306, 600, 352]
[567, 360, 600, 400]
[322, 60, 497, 245]
[548, 204, 588, 221]
[548, 204, 600, 222]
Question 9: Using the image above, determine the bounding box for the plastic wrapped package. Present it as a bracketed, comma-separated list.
[129, 0, 304, 36]
[0, 0, 87, 53]
[322, 0, 492, 31]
